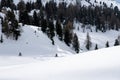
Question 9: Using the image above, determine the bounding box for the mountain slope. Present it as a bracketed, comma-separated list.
[0, 24, 75, 56]
[1, 22, 120, 56]
[74, 22, 120, 51]
[0, 0, 120, 56]
[0, 46, 120, 80]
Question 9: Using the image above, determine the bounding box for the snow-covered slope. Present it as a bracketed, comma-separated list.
[74, 23, 120, 51]
[0, 20, 120, 56]
[1, 22, 120, 56]
[0, 0, 120, 56]
[0, 24, 74, 56]
[0, 46, 120, 80]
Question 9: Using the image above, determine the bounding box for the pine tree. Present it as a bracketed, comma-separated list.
[6, 0, 14, 8]
[19, 52, 22, 56]
[85, 33, 92, 50]
[64, 21, 73, 46]
[64, 26, 72, 46]
[6, 10, 15, 21]
[33, 11, 39, 26]
[17, 0, 26, 12]
[41, 19, 47, 33]
[2, 18, 9, 38]
[95, 44, 98, 50]
[72, 33, 80, 53]
[106, 41, 109, 48]
[114, 39, 119, 46]
[11, 19, 21, 40]
[26, 2, 32, 12]
[0, 35, 3, 43]
[1, 0, 7, 7]
[56, 20, 63, 41]
[23, 11, 30, 25]
[47, 21, 55, 45]
[35, 0, 42, 9]
[55, 54, 58, 57]
[19, 11, 30, 25]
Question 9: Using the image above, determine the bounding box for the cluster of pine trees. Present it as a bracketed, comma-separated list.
[85, 33, 120, 51]
[1, 10, 21, 40]
[0, 0, 120, 53]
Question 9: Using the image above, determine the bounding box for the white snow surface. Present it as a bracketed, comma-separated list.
[0, 46, 120, 80]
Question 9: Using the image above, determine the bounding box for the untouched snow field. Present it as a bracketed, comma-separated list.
[0, 46, 120, 80]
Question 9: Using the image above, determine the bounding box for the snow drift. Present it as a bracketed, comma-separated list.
[0, 46, 120, 80]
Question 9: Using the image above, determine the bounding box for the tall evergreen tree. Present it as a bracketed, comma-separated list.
[26, 2, 32, 12]
[72, 33, 80, 53]
[48, 21, 55, 45]
[64, 25, 73, 46]
[95, 44, 98, 50]
[114, 39, 119, 46]
[11, 19, 21, 40]
[1, 0, 7, 7]
[35, 0, 42, 9]
[17, 0, 26, 12]
[41, 19, 47, 33]
[106, 41, 109, 48]
[41, 19, 48, 33]
[0, 35, 3, 43]
[2, 18, 9, 37]
[19, 11, 30, 25]
[6, 10, 15, 21]
[19, 52, 22, 56]
[33, 11, 39, 26]
[85, 33, 92, 50]
[56, 20, 63, 41]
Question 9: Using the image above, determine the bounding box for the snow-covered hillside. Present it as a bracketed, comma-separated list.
[0, 0, 120, 58]
[0, 0, 120, 79]
[0, 24, 75, 56]
[0, 46, 120, 80]
[1, 21, 120, 56]
[74, 22, 120, 51]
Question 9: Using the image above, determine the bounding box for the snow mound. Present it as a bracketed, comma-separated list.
[0, 46, 120, 80]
